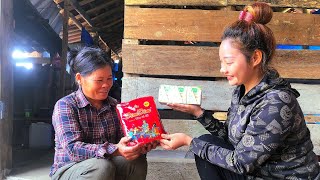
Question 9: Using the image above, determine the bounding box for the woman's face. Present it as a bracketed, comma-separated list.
[219, 39, 254, 86]
[80, 65, 113, 102]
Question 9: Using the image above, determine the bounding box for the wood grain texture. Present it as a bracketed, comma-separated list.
[121, 77, 234, 111]
[121, 77, 320, 114]
[125, 0, 320, 8]
[0, 0, 13, 177]
[160, 119, 320, 154]
[124, 7, 320, 45]
[228, 0, 320, 8]
[125, 0, 227, 6]
[122, 44, 320, 79]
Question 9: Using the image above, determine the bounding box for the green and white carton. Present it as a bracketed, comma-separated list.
[158, 85, 202, 105]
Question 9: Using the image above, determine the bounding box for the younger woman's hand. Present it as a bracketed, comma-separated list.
[166, 103, 203, 117]
[160, 133, 193, 150]
[141, 140, 159, 154]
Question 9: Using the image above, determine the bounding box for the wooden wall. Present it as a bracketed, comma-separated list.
[122, 1, 320, 121]
[0, 0, 13, 178]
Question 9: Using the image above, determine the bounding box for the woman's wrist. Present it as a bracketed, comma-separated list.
[194, 109, 205, 119]
[185, 135, 193, 146]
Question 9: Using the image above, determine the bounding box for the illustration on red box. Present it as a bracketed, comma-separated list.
[116, 96, 166, 145]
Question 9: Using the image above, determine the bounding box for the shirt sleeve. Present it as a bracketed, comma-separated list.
[196, 110, 228, 140]
[52, 100, 118, 162]
[190, 93, 294, 175]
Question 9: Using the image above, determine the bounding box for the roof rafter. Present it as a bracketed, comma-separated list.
[54, 0, 110, 51]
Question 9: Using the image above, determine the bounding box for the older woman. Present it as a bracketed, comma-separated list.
[50, 47, 155, 180]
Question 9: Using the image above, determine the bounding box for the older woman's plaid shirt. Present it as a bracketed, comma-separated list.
[50, 89, 122, 176]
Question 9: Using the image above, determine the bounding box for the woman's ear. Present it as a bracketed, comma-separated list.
[251, 49, 263, 68]
[75, 73, 82, 85]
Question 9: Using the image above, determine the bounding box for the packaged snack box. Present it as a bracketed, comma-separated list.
[158, 85, 202, 105]
[116, 96, 166, 145]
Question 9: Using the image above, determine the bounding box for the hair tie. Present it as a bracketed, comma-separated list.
[239, 11, 253, 22]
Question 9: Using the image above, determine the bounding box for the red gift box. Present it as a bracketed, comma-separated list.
[116, 96, 166, 145]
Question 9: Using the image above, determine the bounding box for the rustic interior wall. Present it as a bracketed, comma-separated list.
[0, 0, 14, 179]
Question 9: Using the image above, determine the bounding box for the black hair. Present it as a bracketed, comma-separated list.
[221, 2, 276, 73]
[67, 46, 113, 77]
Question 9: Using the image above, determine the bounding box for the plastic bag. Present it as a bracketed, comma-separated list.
[116, 96, 166, 145]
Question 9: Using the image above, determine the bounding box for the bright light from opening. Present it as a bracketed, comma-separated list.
[12, 50, 28, 59]
[16, 63, 33, 70]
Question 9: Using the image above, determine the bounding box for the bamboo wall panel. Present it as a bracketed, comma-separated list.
[121, 77, 320, 114]
[125, 0, 320, 8]
[122, 44, 320, 79]
[124, 7, 320, 45]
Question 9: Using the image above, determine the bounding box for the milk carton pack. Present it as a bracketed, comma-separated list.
[158, 85, 201, 105]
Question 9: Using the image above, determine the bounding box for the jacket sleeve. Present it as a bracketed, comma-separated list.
[196, 110, 228, 140]
[190, 92, 294, 175]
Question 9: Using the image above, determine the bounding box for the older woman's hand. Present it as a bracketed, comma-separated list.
[113, 137, 142, 160]
[140, 140, 159, 154]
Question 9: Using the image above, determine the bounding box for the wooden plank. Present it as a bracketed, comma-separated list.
[122, 44, 320, 79]
[121, 77, 320, 114]
[124, 7, 320, 45]
[163, 111, 320, 123]
[308, 124, 320, 156]
[305, 115, 320, 124]
[80, 0, 95, 6]
[125, 0, 227, 6]
[60, 0, 69, 98]
[161, 119, 320, 154]
[122, 77, 234, 111]
[0, 0, 13, 177]
[87, 0, 118, 14]
[14, 57, 51, 64]
[125, 0, 320, 8]
[228, 0, 320, 9]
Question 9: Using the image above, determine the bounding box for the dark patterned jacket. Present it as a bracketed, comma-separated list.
[190, 70, 320, 179]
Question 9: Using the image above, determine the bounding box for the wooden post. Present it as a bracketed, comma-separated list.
[59, 0, 69, 98]
[0, 0, 13, 178]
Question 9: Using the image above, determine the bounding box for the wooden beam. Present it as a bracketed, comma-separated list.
[54, 0, 111, 52]
[122, 77, 320, 114]
[54, 0, 94, 6]
[68, 35, 81, 42]
[68, 31, 81, 37]
[60, 9, 82, 30]
[87, 0, 119, 14]
[79, 0, 95, 6]
[95, 12, 124, 30]
[0, 0, 13, 177]
[69, 0, 93, 27]
[91, 6, 123, 22]
[14, 57, 51, 64]
[69, 39, 81, 44]
[122, 44, 320, 79]
[54, 0, 64, 4]
[100, 18, 124, 31]
[60, 0, 69, 98]
[227, 0, 320, 9]
[68, 0, 113, 53]
[125, 0, 320, 8]
[125, 0, 227, 6]
[305, 115, 320, 124]
[124, 7, 320, 45]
